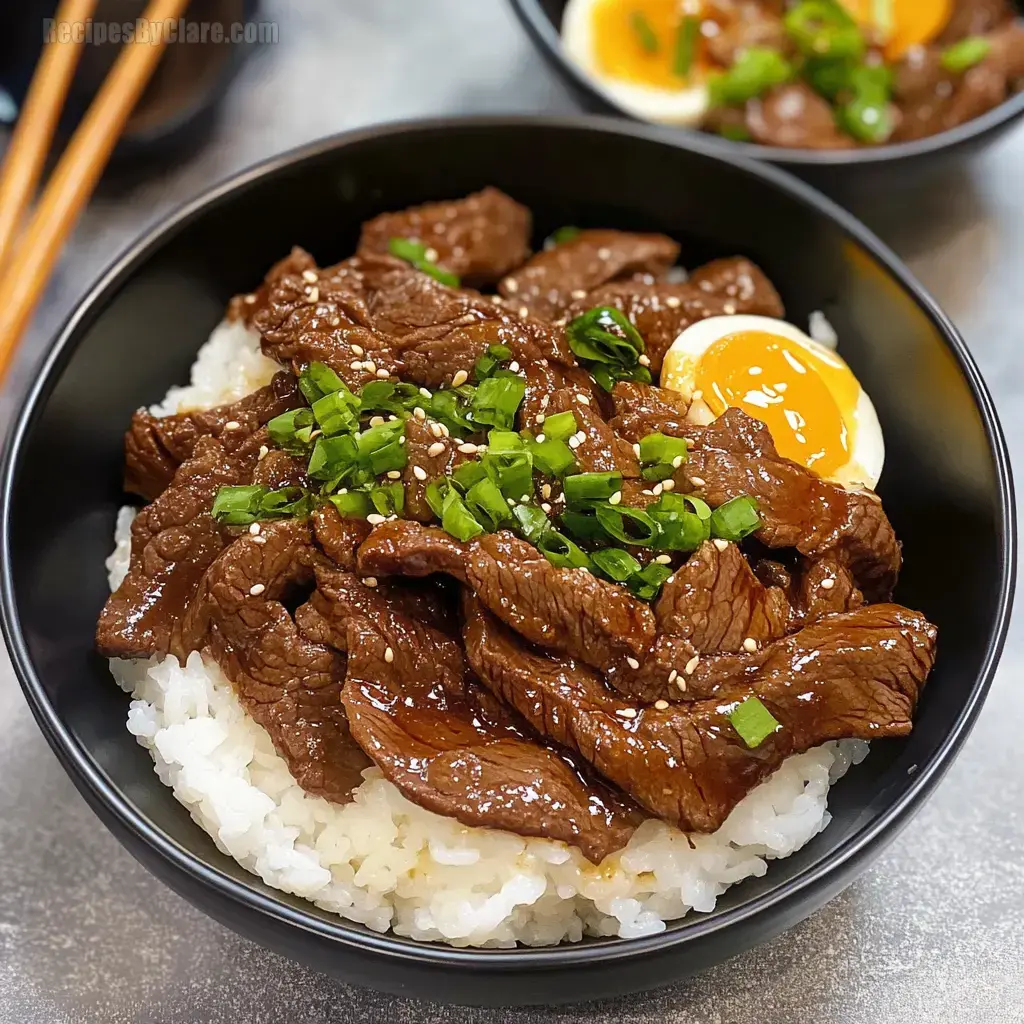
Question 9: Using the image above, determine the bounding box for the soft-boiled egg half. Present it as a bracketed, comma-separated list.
[840, 0, 953, 61]
[562, 0, 711, 126]
[661, 315, 884, 490]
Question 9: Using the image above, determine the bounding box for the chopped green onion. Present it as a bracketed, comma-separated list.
[452, 460, 488, 492]
[425, 388, 475, 436]
[387, 236, 461, 288]
[466, 477, 513, 531]
[542, 410, 578, 442]
[537, 531, 593, 570]
[439, 485, 484, 542]
[803, 56, 855, 99]
[783, 2, 864, 61]
[941, 36, 992, 73]
[482, 430, 533, 499]
[708, 47, 794, 107]
[359, 380, 420, 417]
[471, 373, 527, 431]
[710, 496, 761, 541]
[628, 561, 673, 600]
[549, 226, 581, 246]
[266, 408, 315, 454]
[567, 306, 646, 366]
[630, 11, 659, 53]
[592, 363, 652, 393]
[212, 485, 265, 525]
[560, 510, 609, 543]
[595, 503, 658, 546]
[356, 420, 407, 475]
[369, 482, 404, 517]
[673, 16, 700, 79]
[727, 696, 780, 749]
[259, 487, 314, 519]
[527, 436, 576, 478]
[563, 471, 622, 507]
[717, 123, 754, 143]
[639, 432, 688, 480]
[329, 490, 371, 519]
[648, 492, 710, 551]
[836, 64, 894, 143]
[474, 344, 513, 382]
[298, 361, 347, 405]
[311, 389, 360, 436]
[425, 478, 448, 520]
[511, 503, 551, 544]
[307, 434, 358, 481]
[591, 548, 642, 583]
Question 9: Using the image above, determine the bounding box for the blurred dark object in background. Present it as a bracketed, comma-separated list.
[0, 0, 261, 171]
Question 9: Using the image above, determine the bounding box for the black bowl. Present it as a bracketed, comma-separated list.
[508, 0, 1024, 193]
[0, 116, 1014, 1007]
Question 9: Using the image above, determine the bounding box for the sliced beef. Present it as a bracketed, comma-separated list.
[499, 230, 681, 321]
[356, 521, 657, 678]
[568, 257, 783, 372]
[655, 540, 790, 651]
[704, 0, 788, 66]
[124, 372, 303, 501]
[401, 417, 473, 522]
[546, 388, 640, 477]
[311, 503, 372, 568]
[465, 597, 935, 833]
[937, 0, 1013, 43]
[178, 519, 371, 803]
[609, 381, 691, 440]
[746, 82, 857, 150]
[226, 248, 317, 327]
[97, 435, 258, 660]
[250, 445, 310, 491]
[357, 188, 532, 287]
[790, 556, 864, 626]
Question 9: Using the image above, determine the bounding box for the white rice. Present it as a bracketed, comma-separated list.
[107, 317, 868, 948]
[808, 309, 839, 350]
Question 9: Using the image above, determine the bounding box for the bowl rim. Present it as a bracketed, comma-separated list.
[508, 0, 1024, 168]
[0, 114, 1015, 968]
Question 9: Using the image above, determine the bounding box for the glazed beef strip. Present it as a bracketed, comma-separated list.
[177, 518, 371, 803]
[464, 596, 936, 833]
[124, 372, 303, 501]
[356, 521, 657, 679]
[297, 569, 640, 863]
[96, 434, 260, 659]
[747, 82, 857, 150]
[566, 257, 784, 372]
[226, 248, 317, 327]
[357, 187, 532, 287]
[498, 230, 681, 321]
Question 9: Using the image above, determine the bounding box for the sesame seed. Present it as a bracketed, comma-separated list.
[518, 306, 529, 318]
[307, 286, 320, 303]
[724, 303, 737, 315]
[366, 514, 386, 526]
[249, 523, 261, 536]
[655, 554, 672, 564]
[413, 406, 426, 420]
[668, 669, 678, 683]
[331, 317, 341, 327]
[308, 430, 322, 440]
[504, 278, 519, 293]
[257, 445, 269, 461]
[540, 395, 550, 410]
[350, 360, 363, 371]
[386, 470, 402, 480]
[399, 436, 406, 445]
[676, 677, 688, 692]
[642, 489, 654, 497]
[671, 455, 684, 469]
[575, 431, 587, 443]
[666, 296, 681, 309]
[567, 436, 581, 450]
[821, 578, 836, 590]
[369, 415, 385, 427]
[571, 289, 587, 299]
[655, 700, 670, 710]
[224, 420, 241, 431]
[509, 361, 521, 373]
[577, 394, 591, 405]
[412, 465, 428, 481]
[351, 344, 364, 356]
[662, 479, 676, 491]
[302, 269, 318, 283]
[633, 443, 641, 457]
[420, 387, 433, 399]
[252, 535, 266, 545]
[713, 538, 729, 552]
[667, 575, 675, 584]
[376, 368, 391, 379]
[609, 490, 623, 505]
[458, 443, 479, 455]
[626, 657, 640, 670]
[534, 414, 546, 427]
[652, 483, 664, 496]
[742, 637, 758, 653]
[427, 441, 447, 457]
[384, 646, 395, 664]
[244, 293, 256, 304]
[690, 476, 706, 487]
[535, 434, 546, 444]
[424, 247, 439, 263]
[541, 484, 552, 500]
[520, 493, 531, 502]
[452, 369, 469, 388]
[616, 708, 637, 719]
[597, 247, 611, 260]
[685, 655, 700, 675]
[439, 423, 450, 437]
[362, 577, 378, 588]
[507, 498, 517, 507]
[249, 584, 265, 596]
[638, 354, 651, 368]
[541, 502, 552, 513]
[364, 361, 377, 374]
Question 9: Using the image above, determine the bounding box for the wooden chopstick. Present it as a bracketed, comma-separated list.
[0, 0, 99, 278]
[0, 0, 192, 385]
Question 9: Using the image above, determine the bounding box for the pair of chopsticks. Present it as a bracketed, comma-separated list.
[0, 0, 191, 383]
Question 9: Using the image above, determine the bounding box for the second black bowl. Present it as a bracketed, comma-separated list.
[0, 116, 1014, 1005]
[509, 0, 1024, 193]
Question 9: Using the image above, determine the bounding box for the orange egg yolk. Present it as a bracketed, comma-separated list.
[840, 0, 952, 61]
[695, 330, 860, 479]
[592, 0, 707, 90]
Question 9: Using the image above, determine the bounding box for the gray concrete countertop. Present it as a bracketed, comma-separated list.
[1, 2, 1021, 1021]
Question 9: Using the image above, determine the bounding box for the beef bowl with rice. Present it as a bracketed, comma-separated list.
[1, 118, 1011, 1005]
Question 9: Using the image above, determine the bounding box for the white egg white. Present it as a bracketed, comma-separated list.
[561, 0, 710, 126]
[660, 314, 886, 491]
